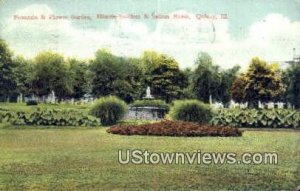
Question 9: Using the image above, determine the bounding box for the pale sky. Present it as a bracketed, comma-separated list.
[0, 0, 300, 69]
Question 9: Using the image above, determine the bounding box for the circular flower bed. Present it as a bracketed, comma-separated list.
[107, 120, 242, 137]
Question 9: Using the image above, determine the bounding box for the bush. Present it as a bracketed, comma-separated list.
[107, 120, 242, 137]
[169, 100, 213, 123]
[0, 108, 99, 126]
[26, 100, 38, 105]
[131, 99, 169, 110]
[90, 96, 128, 126]
[211, 109, 300, 128]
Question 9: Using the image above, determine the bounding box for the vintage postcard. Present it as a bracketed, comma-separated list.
[0, 0, 299, 190]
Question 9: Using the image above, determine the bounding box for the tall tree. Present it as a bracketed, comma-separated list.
[68, 58, 89, 99]
[13, 56, 34, 96]
[283, 62, 300, 108]
[181, 67, 196, 99]
[0, 39, 17, 101]
[142, 51, 188, 103]
[230, 74, 247, 103]
[192, 52, 221, 103]
[113, 57, 144, 103]
[231, 57, 286, 107]
[89, 49, 118, 97]
[218, 65, 240, 104]
[32, 51, 73, 99]
[89, 49, 144, 102]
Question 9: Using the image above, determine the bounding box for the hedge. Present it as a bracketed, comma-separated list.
[210, 109, 300, 128]
[0, 108, 99, 126]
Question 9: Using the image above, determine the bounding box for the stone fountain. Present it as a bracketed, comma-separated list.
[124, 86, 167, 120]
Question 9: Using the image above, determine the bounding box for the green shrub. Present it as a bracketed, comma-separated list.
[131, 99, 169, 111]
[90, 96, 128, 126]
[169, 100, 213, 123]
[0, 108, 99, 126]
[211, 109, 300, 128]
[26, 100, 38, 105]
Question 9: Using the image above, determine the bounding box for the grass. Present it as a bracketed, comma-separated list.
[0, 127, 299, 190]
[0, 103, 299, 190]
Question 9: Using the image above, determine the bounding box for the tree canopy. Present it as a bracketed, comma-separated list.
[192, 52, 221, 103]
[89, 49, 143, 103]
[0, 39, 17, 101]
[0, 39, 295, 107]
[142, 51, 188, 103]
[13, 56, 34, 96]
[192, 52, 240, 104]
[68, 58, 89, 99]
[32, 51, 73, 99]
[231, 57, 286, 107]
[283, 62, 300, 108]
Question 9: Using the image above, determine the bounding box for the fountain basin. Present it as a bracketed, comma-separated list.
[124, 106, 167, 120]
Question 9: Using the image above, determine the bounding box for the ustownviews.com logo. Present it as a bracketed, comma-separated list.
[118, 150, 278, 165]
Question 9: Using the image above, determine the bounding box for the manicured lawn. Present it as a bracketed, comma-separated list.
[0, 127, 299, 190]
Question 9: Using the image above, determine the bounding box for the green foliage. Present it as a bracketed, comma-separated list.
[245, 58, 286, 106]
[112, 58, 144, 103]
[131, 99, 169, 110]
[211, 109, 300, 128]
[26, 100, 38, 106]
[192, 52, 221, 103]
[180, 68, 197, 99]
[192, 52, 241, 104]
[89, 50, 119, 97]
[169, 100, 213, 123]
[283, 62, 300, 109]
[90, 50, 143, 102]
[230, 74, 247, 103]
[0, 41, 34, 101]
[90, 96, 128, 126]
[231, 57, 286, 107]
[192, 52, 239, 104]
[13, 56, 34, 96]
[0, 108, 99, 126]
[32, 51, 73, 99]
[68, 58, 89, 99]
[218, 65, 240, 104]
[0, 39, 17, 101]
[142, 51, 188, 103]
